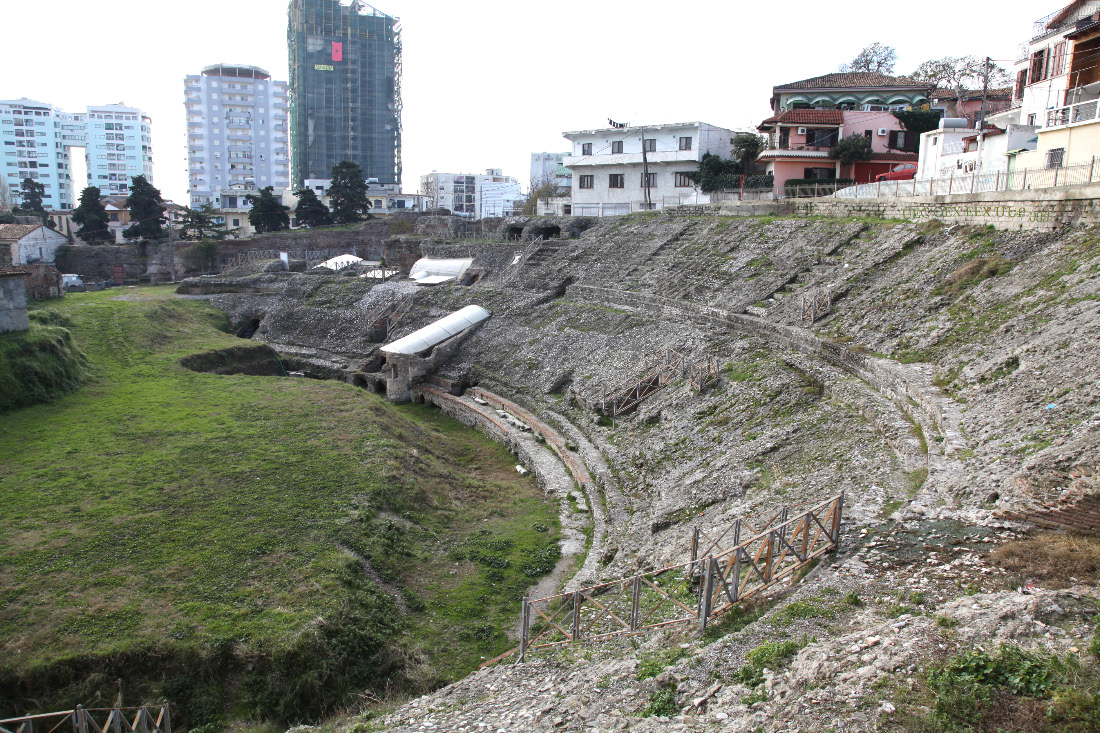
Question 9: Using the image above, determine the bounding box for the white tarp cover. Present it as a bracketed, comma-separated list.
[413, 274, 455, 286]
[380, 305, 491, 355]
[408, 257, 473, 282]
[317, 254, 365, 270]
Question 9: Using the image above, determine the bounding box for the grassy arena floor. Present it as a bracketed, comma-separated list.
[0, 287, 558, 723]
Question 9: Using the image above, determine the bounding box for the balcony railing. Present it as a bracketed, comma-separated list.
[1047, 99, 1099, 127]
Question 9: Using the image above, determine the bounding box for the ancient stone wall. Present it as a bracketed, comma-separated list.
[0, 274, 29, 332]
[714, 183, 1100, 232]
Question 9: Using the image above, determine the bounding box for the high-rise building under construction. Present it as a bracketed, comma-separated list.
[287, 0, 401, 188]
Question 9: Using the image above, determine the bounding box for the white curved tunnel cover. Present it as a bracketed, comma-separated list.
[408, 257, 473, 284]
[379, 305, 491, 355]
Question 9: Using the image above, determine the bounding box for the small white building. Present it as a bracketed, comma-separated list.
[918, 121, 1040, 181]
[562, 121, 736, 215]
[0, 223, 69, 265]
[419, 169, 522, 219]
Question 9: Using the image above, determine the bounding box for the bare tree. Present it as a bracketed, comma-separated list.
[909, 56, 1010, 119]
[840, 43, 898, 74]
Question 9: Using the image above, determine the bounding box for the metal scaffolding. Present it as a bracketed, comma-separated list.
[288, 0, 402, 187]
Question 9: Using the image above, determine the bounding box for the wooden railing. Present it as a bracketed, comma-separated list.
[0, 704, 171, 733]
[518, 494, 843, 660]
[604, 350, 720, 416]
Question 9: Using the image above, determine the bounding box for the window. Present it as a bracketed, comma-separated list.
[608, 173, 624, 188]
[674, 172, 693, 187]
[679, 136, 692, 151]
[611, 141, 623, 154]
[643, 138, 656, 152]
[887, 130, 916, 151]
[1047, 147, 1065, 169]
[864, 129, 872, 138]
[1029, 49, 1048, 84]
[641, 172, 656, 188]
[578, 174, 594, 189]
[1051, 41, 1067, 78]
[581, 142, 592, 156]
[1015, 70, 1027, 100]
[803, 167, 836, 180]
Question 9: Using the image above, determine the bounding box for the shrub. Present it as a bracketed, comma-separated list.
[743, 174, 774, 190]
[640, 685, 678, 717]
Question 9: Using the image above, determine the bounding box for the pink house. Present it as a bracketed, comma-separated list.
[755, 72, 932, 191]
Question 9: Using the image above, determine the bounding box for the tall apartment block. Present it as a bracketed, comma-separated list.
[184, 64, 291, 208]
[288, 0, 402, 189]
[1, 99, 152, 210]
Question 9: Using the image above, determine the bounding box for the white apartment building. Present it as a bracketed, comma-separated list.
[0, 98, 153, 211]
[184, 64, 290, 209]
[83, 104, 154, 197]
[419, 169, 522, 218]
[991, 1, 1100, 169]
[562, 122, 736, 215]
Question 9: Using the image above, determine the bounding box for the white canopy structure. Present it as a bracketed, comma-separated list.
[408, 257, 473, 286]
[316, 254, 365, 271]
[380, 305, 490, 355]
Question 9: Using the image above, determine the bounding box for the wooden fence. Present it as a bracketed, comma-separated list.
[519, 494, 843, 660]
[1, 704, 171, 733]
[604, 349, 721, 416]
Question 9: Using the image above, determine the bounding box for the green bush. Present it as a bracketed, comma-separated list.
[743, 174, 774, 190]
[640, 686, 678, 717]
[0, 322, 87, 411]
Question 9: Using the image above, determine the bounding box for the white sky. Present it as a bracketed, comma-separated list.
[4, 0, 1040, 204]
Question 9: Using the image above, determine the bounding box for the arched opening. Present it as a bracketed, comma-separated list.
[506, 226, 524, 240]
[236, 317, 262, 339]
[532, 224, 562, 240]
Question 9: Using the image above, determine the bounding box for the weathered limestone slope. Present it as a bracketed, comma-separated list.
[179, 213, 1100, 732]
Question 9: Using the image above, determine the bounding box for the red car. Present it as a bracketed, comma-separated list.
[876, 162, 917, 182]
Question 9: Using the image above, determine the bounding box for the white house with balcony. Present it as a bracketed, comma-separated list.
[917, 121, 1040, 183]
[991, 1, 1100, 171]
[561, 122, 736, 215]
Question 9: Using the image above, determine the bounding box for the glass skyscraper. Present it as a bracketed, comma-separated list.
[288, 0, 401, 188]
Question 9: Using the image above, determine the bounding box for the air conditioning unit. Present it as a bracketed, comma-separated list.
[877, 128, 888, 136]
[797, 127, 807, 135]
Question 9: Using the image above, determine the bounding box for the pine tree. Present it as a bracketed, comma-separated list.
[72, 186, 113, 243]
[294, 187, 332, 228]
[328, 161, 371, 224]
[15, 178, 48, 225]
[245, 186, 290, 233]
[180, 203, 226, 240]
[123, 175, 166, 239]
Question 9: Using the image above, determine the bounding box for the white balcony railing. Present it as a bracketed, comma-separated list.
[1047, 99, 1099, 128]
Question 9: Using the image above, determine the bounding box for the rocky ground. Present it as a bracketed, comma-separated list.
[178, 212, 1100, 732]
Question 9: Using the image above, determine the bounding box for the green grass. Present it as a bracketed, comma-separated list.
[0, 287, 559, 726]
[0, 310, 87, 410]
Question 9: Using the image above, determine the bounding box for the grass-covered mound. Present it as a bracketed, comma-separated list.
[0, 310, 87, 411]
[0, 288, 559, 727]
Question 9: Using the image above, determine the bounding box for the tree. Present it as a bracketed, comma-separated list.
[908, 56, 1010, 121]
[15, 178, 48, 225]
[732, 133, 766, 176]
[328, 161, 371, 224]
[685, 153, 742, 192]
[840, 43, 898, 74]
[293, 187, 331, 227]
[123, 175, 166, 239]
[521, 180, 560, 216]
[180, 203, 226, 240]
[893, 110, 943, 139]
[829, 134, 873, 177]
[183, 239, 221, 272]
[245, 186, 290, 233]
[72, 186, 112, 244]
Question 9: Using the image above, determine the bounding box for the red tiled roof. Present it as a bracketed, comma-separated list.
[0, 224, 43, 241]
[775, 72, 930, 91]
[870, 152, 919, 162]
[758, 109, 844, 127]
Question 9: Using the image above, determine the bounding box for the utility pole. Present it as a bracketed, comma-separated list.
[977, 56, 991, 130]
[640, 130, 651, 210]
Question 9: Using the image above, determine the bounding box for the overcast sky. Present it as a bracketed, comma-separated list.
[4, 0, 1038, 204]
